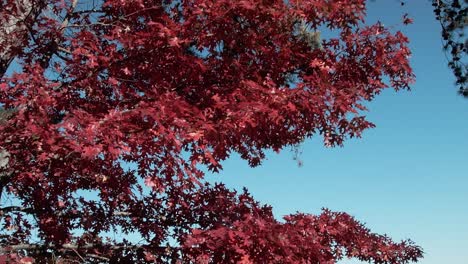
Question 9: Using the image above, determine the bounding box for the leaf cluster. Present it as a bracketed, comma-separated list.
[432, 0, 467, 96]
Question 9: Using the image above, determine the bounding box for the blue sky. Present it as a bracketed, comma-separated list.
[207, 1, 468, 263]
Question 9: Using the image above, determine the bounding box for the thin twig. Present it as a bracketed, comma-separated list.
[71, 248, 86, 262]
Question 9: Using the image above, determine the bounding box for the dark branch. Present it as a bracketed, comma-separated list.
[0, 206, 34, 216]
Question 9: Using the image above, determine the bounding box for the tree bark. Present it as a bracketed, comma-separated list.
[0, 109, 13, 199]
[0, 0, 44, 77]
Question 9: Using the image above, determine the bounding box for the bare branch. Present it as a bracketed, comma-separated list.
[0, 206, 132, 217]
[85, 253, 110, 262]
[0, 242, 173, 254]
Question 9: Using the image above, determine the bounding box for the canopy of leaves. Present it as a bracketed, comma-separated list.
[0, 0, 422, 263]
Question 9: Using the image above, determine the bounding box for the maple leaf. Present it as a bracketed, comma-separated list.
[188, 131, 204, 141]
[122, 67, 131, 75]
[403, 13, 414, 25]
[82, 146, 101, 158]
[108, 77, 118, 86]
[169, 37, 181, 47]
[143, 251, 156, 262]
[238, 1, 256, 10]
[20, 257, 35, 264]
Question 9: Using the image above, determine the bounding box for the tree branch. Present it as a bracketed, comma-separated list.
[0, 206, 34, 216]
[0, 206, 132, 217]
[0, 242, 174, 256]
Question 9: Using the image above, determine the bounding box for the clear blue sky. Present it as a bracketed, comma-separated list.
[207, 1, 468, 263]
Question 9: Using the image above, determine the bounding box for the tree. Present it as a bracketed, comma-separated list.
[0, 0, 423, 263]
[431, 0, 467, 97]
[399, 0, 467, 96]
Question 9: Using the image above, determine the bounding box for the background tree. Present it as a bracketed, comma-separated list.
[399, 0, 467, 96]
[0, 0, 423, 263]
[431, 0, 467, 97]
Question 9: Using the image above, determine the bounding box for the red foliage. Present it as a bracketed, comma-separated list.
[0, 0, 421, 263]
